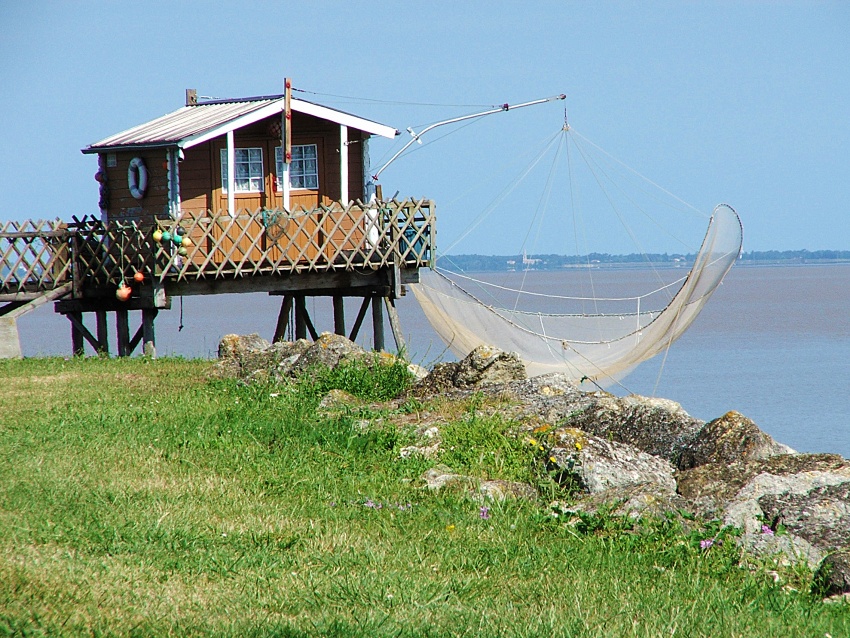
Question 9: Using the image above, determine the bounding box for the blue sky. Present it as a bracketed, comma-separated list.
[1, 1, 848, 255]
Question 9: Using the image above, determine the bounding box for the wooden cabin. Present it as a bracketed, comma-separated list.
[0, 82, 435, 358]
[83, 88, 398, 222]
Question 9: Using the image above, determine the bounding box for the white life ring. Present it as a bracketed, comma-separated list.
[128, 157, 148, 200]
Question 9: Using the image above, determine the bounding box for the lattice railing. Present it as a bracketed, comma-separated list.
[0, 219, 72, 296]
[152, 198, 434, 282]
[68, 218, 154, 290]
[0, 200, 433, 296]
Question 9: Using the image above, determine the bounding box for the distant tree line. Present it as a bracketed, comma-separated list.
[438, 249, 850, 272]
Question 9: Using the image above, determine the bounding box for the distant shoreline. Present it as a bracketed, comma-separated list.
[438, 251, 850, 273]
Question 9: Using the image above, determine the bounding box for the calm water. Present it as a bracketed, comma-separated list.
[15, 264, 850, 458]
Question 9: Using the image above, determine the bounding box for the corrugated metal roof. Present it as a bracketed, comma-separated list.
[83, 96, 398, 153]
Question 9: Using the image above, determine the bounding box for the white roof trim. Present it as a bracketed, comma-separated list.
[180, 97, 398, 150]
[293, 99, 398, 140]
[180, 101, 284, 149]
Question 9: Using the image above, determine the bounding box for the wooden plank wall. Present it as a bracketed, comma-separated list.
[103, 150, 169, 223]
[179, 146, 211, 215]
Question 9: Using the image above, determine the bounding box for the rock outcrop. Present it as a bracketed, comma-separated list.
[545, 427, 677, 495]
[678, 410, 795, 469]
[814, 550, 850, 600]
[213, 332, 404, 382]
[216, 335, 850, 596]
[409, 345, 527, 396]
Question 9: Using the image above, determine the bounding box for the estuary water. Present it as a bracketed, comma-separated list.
[15, 264, 850, 458]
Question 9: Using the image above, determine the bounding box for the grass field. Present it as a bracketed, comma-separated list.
[1, 356, 847, 636]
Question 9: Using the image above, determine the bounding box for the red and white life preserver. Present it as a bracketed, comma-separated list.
[128, 157, 148, 200]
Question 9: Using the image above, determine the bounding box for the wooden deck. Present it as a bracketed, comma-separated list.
[1, 199, 434, 357]
[0, 199, 434, 303]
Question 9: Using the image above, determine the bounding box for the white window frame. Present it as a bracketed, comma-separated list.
[221, 147, 264, 194]
[276, 144, 319, 191]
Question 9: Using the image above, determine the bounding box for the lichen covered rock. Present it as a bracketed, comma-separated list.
[214, 332, 401, 382]
[559, 394, 704, 466]
[813, 550, 850, 599]
[551, 482, 691, 520]
[410, 345, 526, 396]
[676, 453, 849, 518]
[546, 427, 677, 495]
[678, 411, 795, 470]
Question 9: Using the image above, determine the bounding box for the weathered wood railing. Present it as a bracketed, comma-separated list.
[0, 219, 72, 300]
[153, 198, 434, 281]
[0, 199, 434, 299]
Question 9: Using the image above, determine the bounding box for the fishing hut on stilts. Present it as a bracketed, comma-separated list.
[0, 79, 434, 357]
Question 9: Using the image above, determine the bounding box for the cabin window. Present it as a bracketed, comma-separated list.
[220, 148, 264, 193]
[276, 144, 319, 190]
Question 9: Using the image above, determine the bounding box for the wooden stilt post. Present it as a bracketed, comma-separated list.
[142, 308, 157, 357]
[95, 310, 109, 354]
[371, 295, 385, 352]
[70, 311, 84, 356]
[349, 296, 370, 342]
[116, 308, 130, 357]
[333, 295, 345, 336]
[294, 295, 307, 340]
[273, 295, 293, 342]
[384, 297, 406, 353]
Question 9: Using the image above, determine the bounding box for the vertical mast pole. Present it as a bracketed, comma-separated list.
[281, 77, 292, 210]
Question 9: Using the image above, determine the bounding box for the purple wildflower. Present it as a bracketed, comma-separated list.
[761, 524, 774, 536]
[364, 499, 375, 509]
[700, 539, 714, 550]
[479, 506, 490, 520]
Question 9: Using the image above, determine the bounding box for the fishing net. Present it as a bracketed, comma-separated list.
[411, 204, 742, 383]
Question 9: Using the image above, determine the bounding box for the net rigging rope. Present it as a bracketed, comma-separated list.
[411, 123, 743, 388]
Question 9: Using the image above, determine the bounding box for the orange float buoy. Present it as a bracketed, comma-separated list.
[133, 271, 145, 283]
[116, 284, 132, 302]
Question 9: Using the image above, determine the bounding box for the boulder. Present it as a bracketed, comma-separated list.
[551, 482, 692, 520]
[677, 454, 850, 568]
[813, 550, 850, 599]
[757, 481, 850, 553]
[676, 453, 849, 518]
[420, 465, 536, 501]
[213, 332, 403, 382]
[212, 333, 273, 378]
[559, 394, 704, 466]
[410, 345, 526, 396]
[546, 427, 677, 495]
[287, 332, 372, 375]
[678, 411, 795, 470]
[217, 332, 270, 360]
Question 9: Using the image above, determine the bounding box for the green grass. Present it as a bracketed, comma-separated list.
[0, 356, 847, 636]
